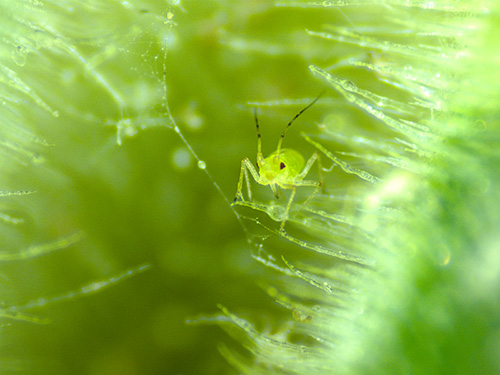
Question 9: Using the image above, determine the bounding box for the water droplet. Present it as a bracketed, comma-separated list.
[197, 160, 206, 169]
[172, 147, 191, 170]
[267, 203, 286, 222]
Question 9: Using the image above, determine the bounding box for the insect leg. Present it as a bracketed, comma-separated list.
[233, 159, 246, 202]
[233, 157, 260, 202]
[279, 187, 297, 233]
[296, 151, 326, 198]
[297, 151, 319, 180]
[317, 152, 326, 194]
[304, 181, 322, 205]
[243, 160, 252, 200]
[285, 179, 322, 205]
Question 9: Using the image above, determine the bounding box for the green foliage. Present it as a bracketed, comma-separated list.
[0, 1, 499, 375]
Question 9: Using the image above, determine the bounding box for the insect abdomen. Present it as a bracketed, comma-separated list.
[270, 148, 305, 177]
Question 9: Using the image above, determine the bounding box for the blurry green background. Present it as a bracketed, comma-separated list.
[1, 1, 499, 375]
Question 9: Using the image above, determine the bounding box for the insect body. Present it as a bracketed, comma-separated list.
[257, 148, 304, 195]
[232, 93, 324, 233]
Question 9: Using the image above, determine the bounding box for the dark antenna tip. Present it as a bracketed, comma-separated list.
[276, 90, 325, 154]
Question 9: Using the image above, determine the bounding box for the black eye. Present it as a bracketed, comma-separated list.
[280, 162, 286, 170]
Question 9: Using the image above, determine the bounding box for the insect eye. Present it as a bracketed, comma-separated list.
[280, 162, 286, 170]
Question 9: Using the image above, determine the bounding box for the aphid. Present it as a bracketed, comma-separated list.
[232, 93, 324, 233]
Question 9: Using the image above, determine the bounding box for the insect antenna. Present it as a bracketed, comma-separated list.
[276, 91, 324, 156]
[254, 107, 264, 164]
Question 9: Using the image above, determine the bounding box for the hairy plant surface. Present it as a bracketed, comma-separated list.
[0, 1, 499, 374]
